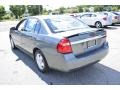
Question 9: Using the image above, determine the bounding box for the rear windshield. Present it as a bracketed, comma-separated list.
[44, 16, 88, 33]
[113, 12, 119, 15]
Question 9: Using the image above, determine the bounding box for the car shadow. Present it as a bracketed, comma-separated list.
[112, 24, 120, 26]
[12, 49, 120, 85]
[90, 26, 118, 30]
[103, 26, 118, 30]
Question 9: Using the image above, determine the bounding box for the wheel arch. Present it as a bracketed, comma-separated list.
[33, 47, 40, 56]
[33, 47, 49, 71]
[95, 21, 102, 28]
[33, 47, 47, 61]
[95, 21, 101, 24]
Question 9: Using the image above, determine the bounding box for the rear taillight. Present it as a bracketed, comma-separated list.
[57, 38, 72, 54]
[114, 16, 117, 19]
[103, 17, 107, 20]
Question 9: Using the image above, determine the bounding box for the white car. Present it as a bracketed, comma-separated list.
[77, 13, 112, 28]
[101, 12, 119, 25]
[112, 12, 120, 23]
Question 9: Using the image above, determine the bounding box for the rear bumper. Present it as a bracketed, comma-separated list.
[52, 42, 109, 72]
[102, 21, 112, 26]
[112, 19, 119, 24]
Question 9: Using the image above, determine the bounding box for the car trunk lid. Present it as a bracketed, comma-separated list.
[55, 28, 106, 56]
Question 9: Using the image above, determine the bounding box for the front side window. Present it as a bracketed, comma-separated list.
[25, 19, 37, 32]
[81, 14, 91, 18]
[91, 14, 97, 17]
[44, 16, 89, 33]
[17, 19, 27, 31]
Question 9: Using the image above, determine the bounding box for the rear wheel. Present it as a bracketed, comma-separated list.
[95, 21, 102, 28]
[34, 50, 49, 73]
[112, 23, 115, 26]
[10, 37, 16, 49]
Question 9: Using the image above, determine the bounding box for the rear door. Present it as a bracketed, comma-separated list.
[80, 14, 92, 25]
[90, 14, 98, 25]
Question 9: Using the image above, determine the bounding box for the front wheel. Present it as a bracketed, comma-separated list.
[95, 21, 102, 28]
[34, 50, 49, 73]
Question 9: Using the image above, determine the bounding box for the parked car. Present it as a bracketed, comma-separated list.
[9, 15, 109, 72]
[115, 12, 120, 15]
[101, 12, 119, 25]
[76, 13, 112, 28]
[112, 12, 120, 23]
[69, 13, 79, 17]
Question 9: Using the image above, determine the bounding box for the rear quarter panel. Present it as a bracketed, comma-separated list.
[35, 34, 67, 69]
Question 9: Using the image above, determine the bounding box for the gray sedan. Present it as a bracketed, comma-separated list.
[9, 15, 109, 73]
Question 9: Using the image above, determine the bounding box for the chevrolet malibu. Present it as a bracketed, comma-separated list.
[9, 15, 109, 73]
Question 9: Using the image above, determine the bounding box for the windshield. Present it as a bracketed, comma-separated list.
[44, 16, 89, 33]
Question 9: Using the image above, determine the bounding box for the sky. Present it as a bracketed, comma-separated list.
[3, 0, 82, 11]
[1, 0, 120, 11]
[3, 4, 77, 11]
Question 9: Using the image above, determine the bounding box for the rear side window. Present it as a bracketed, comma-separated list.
[91, 14, 97, 17]
[25, 19, 37, 32]
[113, 12, 119, 15]
[103, 13, 108, 16]
[81, 14, 91, 17]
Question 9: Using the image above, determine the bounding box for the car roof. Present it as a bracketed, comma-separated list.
[79, 12, 106, 16]
[25, 15, 72, 20]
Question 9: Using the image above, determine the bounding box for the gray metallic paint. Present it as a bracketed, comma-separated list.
[10, 15, 109, 72]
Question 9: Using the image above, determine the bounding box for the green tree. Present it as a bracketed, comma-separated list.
[77, 6, 83, 12]
[117, 5, 120, 10]
[58, 7, 65, 14]
[27, 5, 43, 15]
[43, 8, 48, 15]
[9, 5, 25, 19]
[0, 5, 6, 20]
[39, 5, 43, 14]
[94, 5, 103, 12]
[111, 6, 119, 11]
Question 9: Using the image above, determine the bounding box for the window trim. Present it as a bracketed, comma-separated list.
[34, 20, 41, 34]
[81, 14, 91, 18]
[91, 14, 97, 17]
[16, 19, 27, 30]
[44, 17, 89, 33]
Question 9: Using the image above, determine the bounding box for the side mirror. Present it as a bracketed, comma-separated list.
[10, 27, 16, 31]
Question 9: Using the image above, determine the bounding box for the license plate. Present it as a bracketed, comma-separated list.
[87, 40, 96, 48]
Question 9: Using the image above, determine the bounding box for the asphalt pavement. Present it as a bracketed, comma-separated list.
[0, 21, 120, 85]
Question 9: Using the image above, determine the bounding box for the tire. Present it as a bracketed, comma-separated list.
[34, 50, 49, 73]
[104, 26, 108, 28]
[112, 23, 115, 26]
[95, 21, 102, 28]
[10, 37, 16, 49]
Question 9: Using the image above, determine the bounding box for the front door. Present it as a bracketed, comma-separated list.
[12, 19, 27, 47]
